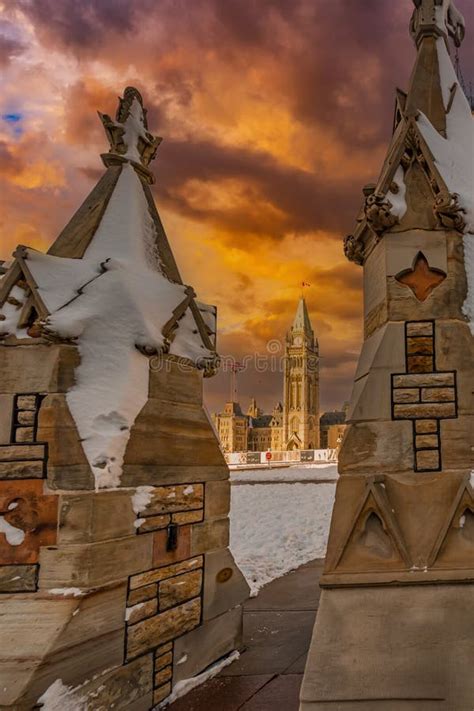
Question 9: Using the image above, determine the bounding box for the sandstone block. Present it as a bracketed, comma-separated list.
[415, 434, 439, 449]
[0, 460, 45, 478]
[154, 642, 173, 657]
[173, 606, 243, 683]
[126, 597, 201, 660]
[153, 683, 171, 706]
[0, 394, 13, 444]
[138, 514, 170, 533]
[406, 322, 433, 337]
[415, 419, 438, 433]
[393, 373, 454, 388]
[38, 535, 153, 588]
[203, 548, 250, 621]
[406, 337, 433, 355]
[421, 387, 455, 402]
[121, 464, 228, 488]
[0, 443, 45, 462]
[126, 598, 158, 625]
[127, 583, 158, 606]
[392, 388, 419, 404]
[129, 556, 203, 590]
[0, 564, 37, 592]
[406, 355, 434, 373]
[13, 427, 35, 442]
[171, 510, 203, 525]
[155, 651, 173, 672]
[416, 449, 440, 471]
[58, 490, 137, 544]
[159, 569, 203, 611]
[17, 410, 35, 425]
[205, 480, 231, 519]
[16, 395, 37, 411]
[154, 667, 172, 687]
[191, 519, 229, 555]
[149, 356, 202, 404]
[139, 484, 204, 516]
[393, 402, 456, 419]
[0, 344, 78, 394]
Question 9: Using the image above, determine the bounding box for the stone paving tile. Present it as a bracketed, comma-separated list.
[283, 650, 309, 674]
[245, 559, 324, 612]
[166, 675, 273, 711]
[224, 610, 316, 676]
[240, 674, 304, 711]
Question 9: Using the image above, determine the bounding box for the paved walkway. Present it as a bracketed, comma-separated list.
[169, 559, 324, 711]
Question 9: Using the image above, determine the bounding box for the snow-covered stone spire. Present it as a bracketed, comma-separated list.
[99, 87, 162, 182]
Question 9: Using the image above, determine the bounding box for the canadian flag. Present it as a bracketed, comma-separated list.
[301, 281, 311, 287]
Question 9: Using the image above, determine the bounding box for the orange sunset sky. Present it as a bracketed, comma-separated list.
[1, 0, 472, 414]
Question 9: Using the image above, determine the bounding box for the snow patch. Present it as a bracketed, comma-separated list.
[48, 588, 84, 597]
[37, 679, 86, 711]
[183, 485, 194, 495]
[125, 602, 145, 621]
[387, 165, 407, 220]
[156, 651, 239, 708]
[0, 516, 25, 546]
[231, 463, 338, 484]
[230, 476, 336, 595]
[132, 486, 154, 514]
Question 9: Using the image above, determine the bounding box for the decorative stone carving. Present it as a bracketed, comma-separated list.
[343, 234, 365, 266]
[395, 252, 446, 301]
[364, 193, 398, 234]
[434, 191, 466, 231]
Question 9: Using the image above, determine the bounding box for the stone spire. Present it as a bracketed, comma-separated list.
[301, 2, 473, 708]
[291, 297, 313, 337]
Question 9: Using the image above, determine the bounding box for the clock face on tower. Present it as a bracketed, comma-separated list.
[294, 335, 303, 346]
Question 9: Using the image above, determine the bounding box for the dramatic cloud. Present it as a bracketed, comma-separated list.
[1, 0, 472, 414]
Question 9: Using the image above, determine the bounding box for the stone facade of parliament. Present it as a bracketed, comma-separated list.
[213, 297, 324, 453]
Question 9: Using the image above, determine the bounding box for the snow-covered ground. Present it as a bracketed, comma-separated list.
[230, 464, 337, 595]
[230, 463, 338, 484]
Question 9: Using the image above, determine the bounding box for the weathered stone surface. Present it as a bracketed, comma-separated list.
[12, 426, 34, 442]
[191, 519, 229, 555]
[127, 582, 158, 606]
[159, 569, 202, 611]
[0, 479, 57, 565]
[0, 460, 45, 478]
[393, 402, 456, 419]
[392, 388, 419, 403]
[154, 666, 172, 687]
[153, 525, 191, 567]
[0, 344, 79, 394]
[300, 586, 474, 709]
[154, 642, 173, 657]
[0, 443, 46, 461]
[77, 653, 153, 711]
[38, 535, 153, 588]
[406, 337, 433, 355]
[153, 683, 171, 706]
[205, 480, 230, 519]
[121, 464, 228, 488]
[58, 490, 136, 544]
[37, 394, 90, 469]
[173, 607, 243, 683]
[47, 463, 95, 490]
[155, 651, 173, 672]
[415, 419, 438, 434]
[421, 387, 455, 402]
[126, 598, 158, 625]
[406, 322, 433, 337]
[415, 434, 439, 449]
[416, 449, 440, 471]
[406, 355, 434, 373]
[203, 548, 249, 621]
[129, 556, 203, 590]
[393, 372, 454, 388]
[17, 410, 35, 425]
[138, 513, 170, 533]
[126, 597, 201, 661]
[338, 421, 413, 475]
[440, 416, 474, 471]
[16, 395, 37, 411]
[0, 564, 37, 592]
[124, 399, 225, 468]
[0, 394, 13, 444]
[139, 483, 204, 516]
[172, 510, 203, 525]
[149, 357, 202, 404]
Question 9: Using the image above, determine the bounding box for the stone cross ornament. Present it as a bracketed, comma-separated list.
[410, 0, 465, 46]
